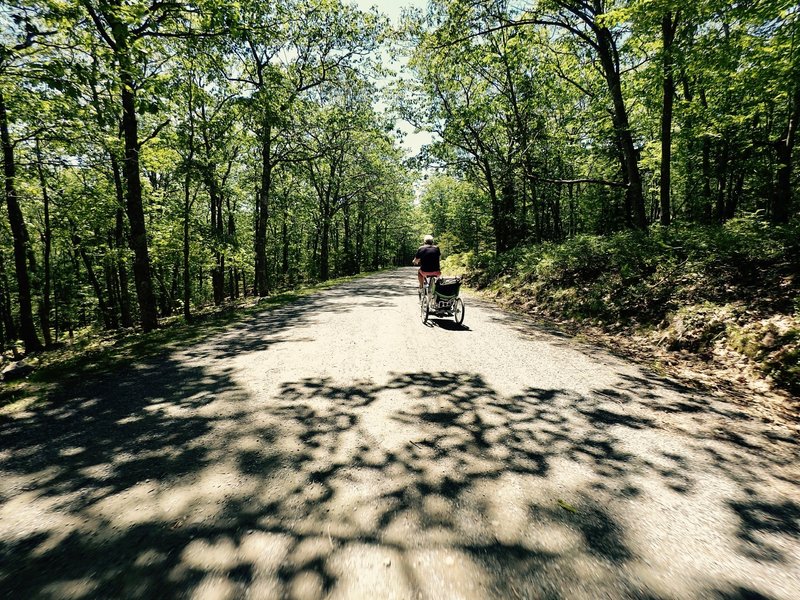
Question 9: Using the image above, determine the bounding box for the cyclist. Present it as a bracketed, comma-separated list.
[412, 234, 441, 295]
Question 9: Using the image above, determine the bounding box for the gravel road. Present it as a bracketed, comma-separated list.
[1, 268, 798, 600]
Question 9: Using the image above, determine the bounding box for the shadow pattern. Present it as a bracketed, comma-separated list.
[1, 271, 798, 599]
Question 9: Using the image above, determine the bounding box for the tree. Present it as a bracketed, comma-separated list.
[79, 0, 194, 331]
[0, 5, 48, 352]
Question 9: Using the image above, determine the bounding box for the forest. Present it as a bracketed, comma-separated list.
[1, 0, 418, 355]
[1, 0, 798, 394]
[403, 0, 799, 396]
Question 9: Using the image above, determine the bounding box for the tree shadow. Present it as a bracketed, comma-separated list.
[1, 273, 798, 599]
[729, 499, 800, 563]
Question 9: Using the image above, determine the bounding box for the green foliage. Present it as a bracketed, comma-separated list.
[452, 218, 800, 392]
[458, 219, 800, 323]
[0, 0, 416, 350]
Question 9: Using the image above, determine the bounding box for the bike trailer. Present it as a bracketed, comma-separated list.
[433, 277, 461, 300]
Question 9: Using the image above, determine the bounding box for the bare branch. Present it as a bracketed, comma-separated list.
[82, 2, 117, 51]
[533, 175, 628, 188]
[138, 120, 170, 148]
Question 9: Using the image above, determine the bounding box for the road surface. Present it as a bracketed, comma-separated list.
[1, 268, 798, 599]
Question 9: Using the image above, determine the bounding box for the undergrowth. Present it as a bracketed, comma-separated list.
[444, 217, 800, 395]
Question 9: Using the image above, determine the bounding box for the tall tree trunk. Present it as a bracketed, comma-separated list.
[208, 178, 224, 305]
[113, 205, 133, 327]
[182, 79, 195, 321]
[0, 250, 17, 345]
[0, 89, 42, 353]
[71, 230, 113, 329]
[281, 209, 289, 280]
[254, 119, 272, 296]
[715, 141, 730, 222]
[343, 203, 354, 275]
[170, 261, 179, 312]
[115, 41, 158, 331]
[182, 171, 193, 321]
[596, 27, 647, 230]
[226, 196, 236, 298]
[483, 162, 503, 252]
[773, 86, 799, 223]
[103, 250, 121, 329]
[320, 213, 331, 281]
[373, 224, 380, 270]
[699, 89, 714, 221]
[660, 11, 680, 226]
[500, 169, 517, 248]
[356, 199, 365, 271]
[34, 140, 53, 347]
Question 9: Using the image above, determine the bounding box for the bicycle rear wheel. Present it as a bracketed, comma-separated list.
[453, 298, 465, 325]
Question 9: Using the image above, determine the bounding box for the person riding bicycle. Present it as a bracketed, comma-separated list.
[413, 234, 441, 294]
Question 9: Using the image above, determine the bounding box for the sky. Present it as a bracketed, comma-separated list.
[352, 0, 427, 24]
[351, 0, 435, 160]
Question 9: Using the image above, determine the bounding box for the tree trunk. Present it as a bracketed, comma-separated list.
[281, 210, 289, 281]
[72, 230, 113, 329]
[113, 205, 133, 327]
[0, 89, 42, 353]
[373, 224, 380, 270]
[34, 140, 53, 347]
[773, 86, 799, 223]
[226, 196, 236, 298]
[116, 43, 158, 331]
[356, 199, 365, 271]
[320, 214, 331, 281]
[208, 180, 224, 306]
[254, 119, 272, 296]
[660, 11, 679, 226]
[0, 250, 17, 345]
[699, 89, 713, 221]
[715, 141, 730, 222]
[483, 163, 503, 252]
[103, 250, 121, 329]
[596, 27, 647, 230]
[343, 204, 354, 275]
[500, 169, 517, 248]
[179, 56, 197, 320]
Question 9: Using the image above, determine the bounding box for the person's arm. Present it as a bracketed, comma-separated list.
[412, 247, 421, 265]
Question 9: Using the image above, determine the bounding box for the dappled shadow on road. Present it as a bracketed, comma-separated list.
[2, 268, 798, 598]
[2, 354, 798, 598]
[184, 271, 414, 361]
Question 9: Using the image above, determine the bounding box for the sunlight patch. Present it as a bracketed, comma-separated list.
[40, 578, 98, 599]
[189, 574, 237, 600]
[182, 537, 240, 570]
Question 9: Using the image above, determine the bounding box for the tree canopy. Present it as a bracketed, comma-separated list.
[0, 0, 797, 354]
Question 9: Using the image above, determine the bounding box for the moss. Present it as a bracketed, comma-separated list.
[727, 325, 762, 360]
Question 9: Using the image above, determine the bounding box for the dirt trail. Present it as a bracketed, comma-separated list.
[1, 268, 798, 599]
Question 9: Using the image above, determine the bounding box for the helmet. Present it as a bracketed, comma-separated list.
[424, 234, 434, 245]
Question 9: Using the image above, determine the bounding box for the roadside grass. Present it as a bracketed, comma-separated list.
[0, 271, 380, 417]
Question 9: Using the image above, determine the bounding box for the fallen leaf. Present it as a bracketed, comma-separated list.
[557, 499, 577, 513]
